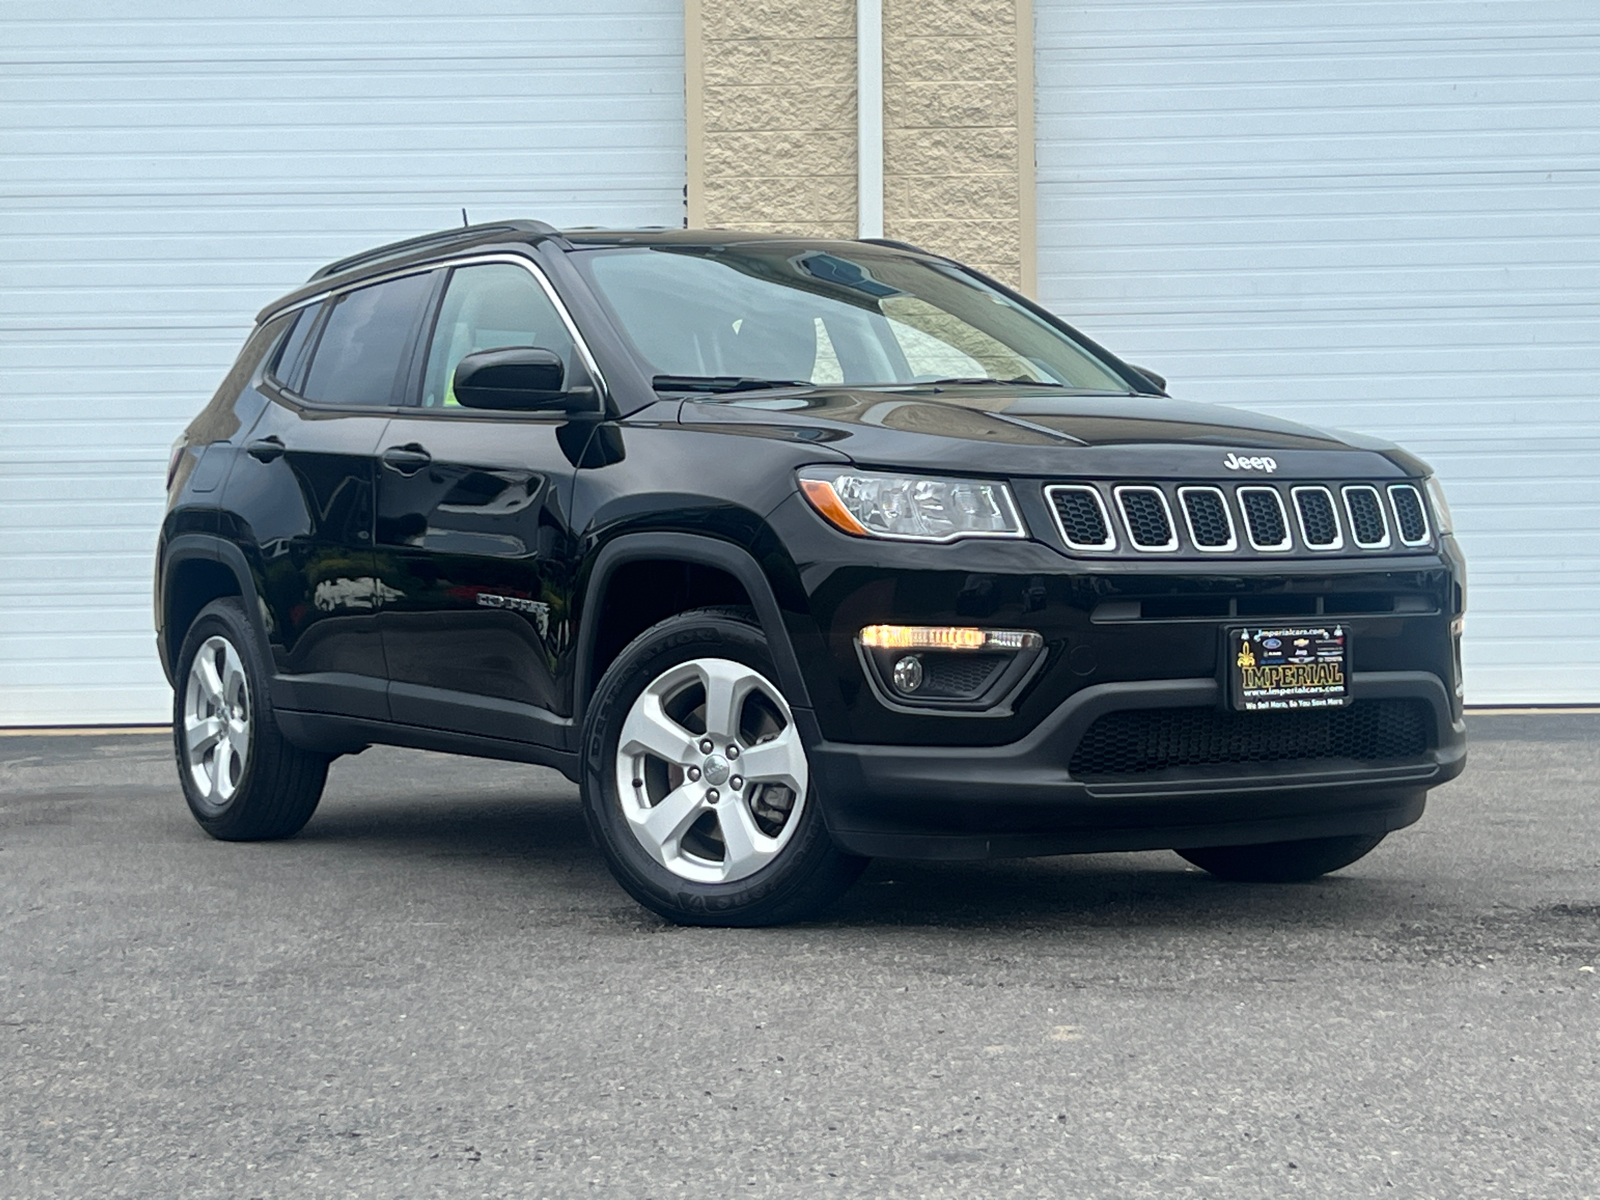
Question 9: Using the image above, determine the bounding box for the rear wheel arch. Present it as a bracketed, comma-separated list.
[574, 533, 811, 725]
[160, 537, 270, 679]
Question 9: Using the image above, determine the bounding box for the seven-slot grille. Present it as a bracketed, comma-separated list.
[1043, 480, 1437, 558]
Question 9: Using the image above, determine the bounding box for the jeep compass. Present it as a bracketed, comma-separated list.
[156, 221, 1467, 925]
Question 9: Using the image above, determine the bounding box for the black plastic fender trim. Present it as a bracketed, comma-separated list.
[573, 531, 812, 725]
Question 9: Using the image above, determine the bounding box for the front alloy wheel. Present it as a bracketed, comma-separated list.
[581, 607, 866, 926]
[615, 656, 810, 885]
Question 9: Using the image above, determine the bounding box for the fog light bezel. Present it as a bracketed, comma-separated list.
[855, 624, 1047, 715]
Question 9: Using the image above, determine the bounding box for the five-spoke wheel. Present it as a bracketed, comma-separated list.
[615, 656, 810, 884]
[582, 607, 866, 925]
[172, 598, 328, 840]
[182, 634, 252, 812]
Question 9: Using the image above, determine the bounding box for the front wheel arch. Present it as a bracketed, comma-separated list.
[573, 532, 812, 726]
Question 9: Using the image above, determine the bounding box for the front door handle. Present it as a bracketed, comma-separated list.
[381, 443, 432, 476]
[246, 436, 285, 463]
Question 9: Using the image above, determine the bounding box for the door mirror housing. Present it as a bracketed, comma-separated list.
[453, 346, 578, 411]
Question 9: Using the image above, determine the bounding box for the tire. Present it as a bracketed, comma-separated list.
[172, 597, 329, 840]
[1177, 833, 1386, 883]
[580, 606, 867, 926]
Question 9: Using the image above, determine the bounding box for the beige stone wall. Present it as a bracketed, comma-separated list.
[883, 0, 1031, 292]
[686, 0, 1034, 292]
[689, 0, 859, 239]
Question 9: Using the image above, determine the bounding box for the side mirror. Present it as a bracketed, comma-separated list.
[1126, 363, 1167, 394]
[454, 346, 575, 410]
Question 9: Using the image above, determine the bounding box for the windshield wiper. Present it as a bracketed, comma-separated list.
[653, 374, 814, 394]
[915, 376, 1071, 388]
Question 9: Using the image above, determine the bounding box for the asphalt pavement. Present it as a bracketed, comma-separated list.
[1, 715, 1596, 1199]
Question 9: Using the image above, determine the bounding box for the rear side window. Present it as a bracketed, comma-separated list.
[299, 271, 435, 407]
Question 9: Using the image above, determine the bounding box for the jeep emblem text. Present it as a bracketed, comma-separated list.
[1223, 452, 1277, 472]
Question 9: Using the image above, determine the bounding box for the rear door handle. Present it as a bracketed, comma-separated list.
[246, 436, 285, 463]
[381, 443, 432, 475]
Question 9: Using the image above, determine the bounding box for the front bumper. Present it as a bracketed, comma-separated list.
[803, 670, 1465, 860]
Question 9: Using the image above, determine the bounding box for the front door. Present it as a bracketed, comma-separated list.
[373, 260, 587, 746]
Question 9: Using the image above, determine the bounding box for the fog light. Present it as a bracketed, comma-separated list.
[892, 655, 924, 693]
[859, 624, 1043, 651]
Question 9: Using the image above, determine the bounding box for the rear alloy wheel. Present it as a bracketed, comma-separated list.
[1177, 833, 1386, 882]
[581, 608, 865, 925]
[173, 598, 328, 840]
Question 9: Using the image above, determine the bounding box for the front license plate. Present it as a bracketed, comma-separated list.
[1229, 625, 1350, 711]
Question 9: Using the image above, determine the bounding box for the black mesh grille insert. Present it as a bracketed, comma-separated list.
[1119, 488, 1174, 549]
[1345, 487, 1388, 545]
[1390, 485, 1428, 543]
[1294, 488, 1340, 547]
[921, 653, 1006, 697]
[1049, 487, 1111, 547]
[1068, 699, 1432, 778]
[1239, 489, 1289, 548]
[1181, 489, 1232, 548]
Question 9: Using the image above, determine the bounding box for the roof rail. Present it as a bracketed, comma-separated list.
[858, 236, 932, 255]
[307, 219, 560, 282]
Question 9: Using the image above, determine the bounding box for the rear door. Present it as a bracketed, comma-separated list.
[373, 258, 590, 746]
[227, 269, 437, 721]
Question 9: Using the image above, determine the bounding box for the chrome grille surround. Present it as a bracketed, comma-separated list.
[1290, 485, 1344, 551]
[1039, 480, 1437, 558]
[1342, 485, 1391, 549]
[1176, 486, 1237, 552]
[1044, 484, 1116, 551]
[1114, 485, 1179, 552]
[1237, 486, 1294, 552]
[1388, 483, 1430, 546]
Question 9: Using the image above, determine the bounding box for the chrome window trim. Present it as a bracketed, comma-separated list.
[1044, 483, 1117, 551]
[1342, 484, 1392, 549]
[257, 251, 610, 405]
[1290, 485, 1344, 551]
[1236, 485, 1294, 552]
[1113, 484, 1180, 553]
[1387, 483, 1432, 547]
[1176, 485, 1238, 553]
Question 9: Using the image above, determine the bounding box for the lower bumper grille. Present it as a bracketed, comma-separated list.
[1069, 699, 1432, 779]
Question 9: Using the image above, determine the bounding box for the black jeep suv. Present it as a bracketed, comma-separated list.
[156, 220, 1466, 925]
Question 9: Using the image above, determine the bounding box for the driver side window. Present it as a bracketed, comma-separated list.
[421, 263, 577, 407]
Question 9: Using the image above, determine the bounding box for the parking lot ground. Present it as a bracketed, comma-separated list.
[1, 715, 1597, 1199]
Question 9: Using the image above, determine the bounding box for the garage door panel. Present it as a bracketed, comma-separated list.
[1037, 0, 1600, 702]
[0, 0, 685, 725]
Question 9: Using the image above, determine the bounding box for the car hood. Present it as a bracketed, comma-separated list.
[676, 387, 1426, 480]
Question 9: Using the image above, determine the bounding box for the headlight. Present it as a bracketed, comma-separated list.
[1425, 475, 1454, 535]
[799, 469, 1026, 542]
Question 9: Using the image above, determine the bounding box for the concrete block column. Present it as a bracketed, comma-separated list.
[686, 0, 1034, 293]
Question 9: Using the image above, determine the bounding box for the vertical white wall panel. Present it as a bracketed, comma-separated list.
[1035, 1, 1600, 703]
[0, 0, 685, 725]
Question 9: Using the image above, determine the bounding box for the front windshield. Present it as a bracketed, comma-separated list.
[575, 243, 1133, 395]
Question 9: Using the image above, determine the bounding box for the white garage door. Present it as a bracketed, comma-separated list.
[1035, 1, 1600, 704]
[1, 0, 685, 726]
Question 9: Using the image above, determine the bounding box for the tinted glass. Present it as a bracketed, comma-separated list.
[577, 245, 1131, 395]
[300, 271, 434, 407]
[420, 263, 577, 408]
[268, 304, 319, 390]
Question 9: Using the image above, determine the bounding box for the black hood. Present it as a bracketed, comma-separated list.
[676, 386, 1426, 481]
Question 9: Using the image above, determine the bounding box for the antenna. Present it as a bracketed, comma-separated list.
[461, 207, 469, 228]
